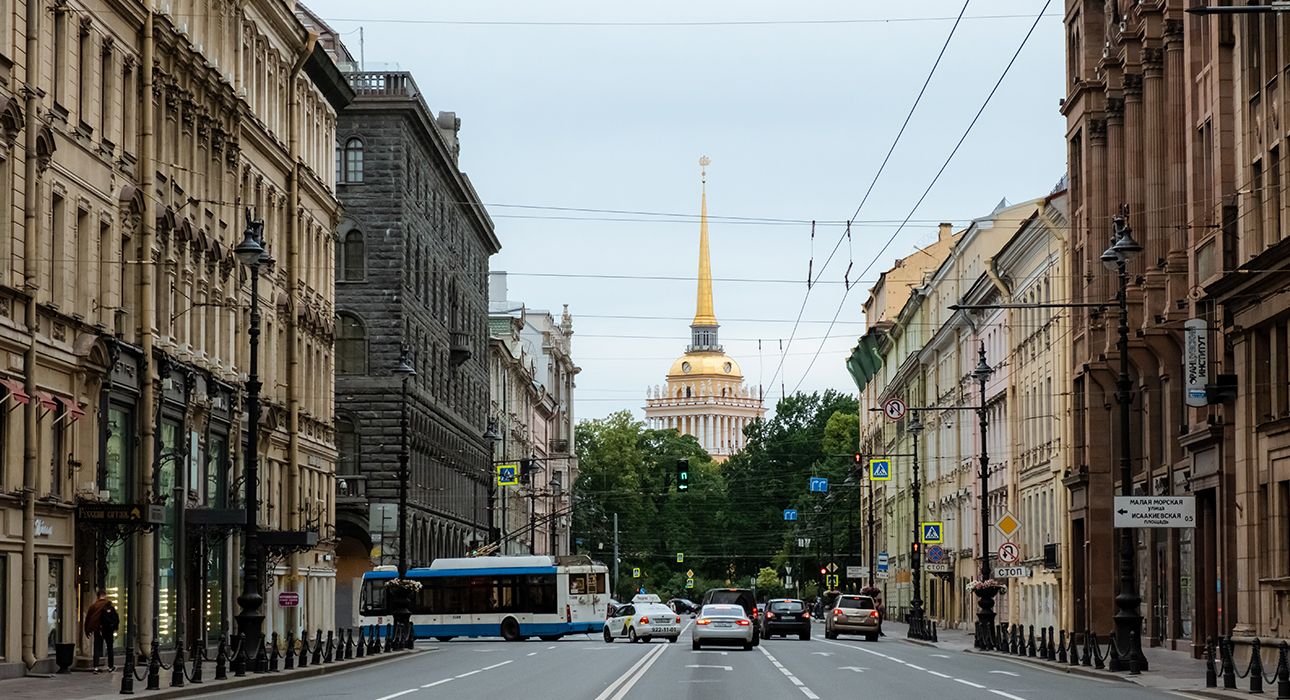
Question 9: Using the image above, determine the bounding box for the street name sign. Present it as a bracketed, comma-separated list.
[784, 509, 798, 521]
[995, 566, 1030, 578]
[876, 571, 890, 579]
[925, 563, 950, 573]
[278, 592, 300, 608]
[869, 459, 891, 481]
[1114, 496, 1196, 528]
[997, 542, 1020, 565]
[809, 477, 829, 492]
[846, 566, 867, 578]
[77, 503, 166, 524]
[883, 398, 907, 420]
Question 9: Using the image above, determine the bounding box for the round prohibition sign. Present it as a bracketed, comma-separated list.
[883, 397, 907, 420]
[997, 542, 1020, 565]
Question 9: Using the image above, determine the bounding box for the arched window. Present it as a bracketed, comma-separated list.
[336, 416, 359, 476]
[342, 137, 363, 183]
[337, 230, 364, 281]
[335, 313, 367, 374]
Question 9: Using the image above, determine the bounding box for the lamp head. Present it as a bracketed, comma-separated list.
[972, 342, 992, 383]
[234, 219, 265, 268]
[908, 415, 924, 436]
[394, 359, 416, 377]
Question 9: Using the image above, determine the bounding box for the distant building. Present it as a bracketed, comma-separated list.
[644, 162, 764, 459]
[310, 19, 501, 628]
[487, 272, 579, 556]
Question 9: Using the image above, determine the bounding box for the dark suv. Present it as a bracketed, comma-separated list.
[761, 598, 811, 640]
[701, 588, 760, 645]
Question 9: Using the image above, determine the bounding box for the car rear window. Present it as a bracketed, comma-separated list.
[701, 605, 745, 617]
[838, 597, 874, 610]
[769, 601, 805, 613]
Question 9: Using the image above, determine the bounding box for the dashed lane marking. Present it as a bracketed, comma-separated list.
[375, 691, 418, 700]
[685, 664, 732, 670]
[759, 644, 820, 700]
[527, 652, 538, 656]
[989, 671, 1020, 677]
[454, 670, 481, 678]
[482, 660, 513, 671]
[990, 692, 1029, 700]
[955, 679, 987, 689]
[420, 679, 452, 688]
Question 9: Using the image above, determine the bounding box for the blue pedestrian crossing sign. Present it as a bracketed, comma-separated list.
[920, 522, 943, 544]
[497, 464, 519, 486]
[633, 567, 641, 578]
[809, 477, 829, 492]
[784, 509, 798, 521]
[825, 574, 839, 588]
[869, 459, 891, 481]
[686, 578, 694, 588]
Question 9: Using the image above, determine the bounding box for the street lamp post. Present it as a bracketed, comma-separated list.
[232, 211, 266, 674]
[907, 414, 925, 634]
[1101, 214, 1147, 672]
[972, 344, 996, 650]
[392, 349, 416, 650]
[548, 477, 560, 556]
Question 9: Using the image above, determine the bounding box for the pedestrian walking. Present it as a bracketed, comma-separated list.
[84, 588, 119, 672]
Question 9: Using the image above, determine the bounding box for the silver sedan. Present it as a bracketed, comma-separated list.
[691, 604, 754, 650]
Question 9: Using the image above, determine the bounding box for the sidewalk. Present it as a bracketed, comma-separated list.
[0, 646, 427, 700]
[884, 620, 1256, 699]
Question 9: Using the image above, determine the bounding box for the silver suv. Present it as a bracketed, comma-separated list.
[823, 594, 880, 641]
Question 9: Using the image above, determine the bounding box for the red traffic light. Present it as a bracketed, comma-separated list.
[819, 567, 826, 575]
[854, 454, 862, 463]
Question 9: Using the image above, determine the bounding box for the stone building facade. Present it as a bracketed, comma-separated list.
[487, 272, 578, 557]
[0, 0, 350, 676]
[315, 32, 501, 626]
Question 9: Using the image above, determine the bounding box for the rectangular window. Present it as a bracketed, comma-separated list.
[78, 26, 91, 128]
[50, 193, 65, 307]
[122, 64, 135, 154]
[49, 416, 63, 498]
[99, 47, 112, 138]
[45, 556, 63, 654]
[0, 554, 5, 659]
[157, 420, 178, 644]
[207, 433, 227, 508]
[53, 11, 67, 109]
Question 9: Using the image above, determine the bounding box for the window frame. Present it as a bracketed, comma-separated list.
[335, 312, 368, 375]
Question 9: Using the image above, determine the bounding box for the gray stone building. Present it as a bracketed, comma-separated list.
[312, 27, 501, 626]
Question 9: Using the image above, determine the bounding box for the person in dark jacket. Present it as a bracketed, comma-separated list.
[84, 588, 118, 672]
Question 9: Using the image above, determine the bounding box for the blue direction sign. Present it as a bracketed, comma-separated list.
[869, 459, 891, 481]
[809, 477, 829, 492]
[878, 552, 889, 572]
[784, 509, 798, 521]
[921, 522, 943, 544]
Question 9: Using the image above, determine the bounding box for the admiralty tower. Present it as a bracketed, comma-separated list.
[644, 158, 765, 461]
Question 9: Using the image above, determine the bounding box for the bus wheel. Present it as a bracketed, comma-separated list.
[435, 636, 455, 642]
[539, 635, 562, 642]
[501, 618, 523, 642]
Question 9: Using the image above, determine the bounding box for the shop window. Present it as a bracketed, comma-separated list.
[45, 557, 63, 654]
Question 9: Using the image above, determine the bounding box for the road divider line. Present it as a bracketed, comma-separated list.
[989, 691, 1028, 700]
[591, 643, 662, 700]
[607, 644, 667, 700]
[758, 644, 820, 699]
[799, 688, 820, 700]
[928, 671, 952, 678]
[527, 652, 537, 656]
[481, 660, 513, 671]
[375, 690, 418, 700]
[454, 670, 481, 678]
[420, 679, 452, 688]
[955, 679, 987, 689]
[906, 663, 927, 670]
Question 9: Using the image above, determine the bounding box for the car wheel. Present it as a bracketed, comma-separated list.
[743, 641, 753, 650]
[627, 628, 638, 643]
[603, 627, 613, 644]
[867, 633, 879, 642]
[692, 640, 701, 651]
[825, 630, 838, 640]
[800, 631, 810, 641]
[668, 636, 678, 644]
[501, 618, 522, 642]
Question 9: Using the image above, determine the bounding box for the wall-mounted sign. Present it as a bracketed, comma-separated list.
[1185, 319, 1209, 408]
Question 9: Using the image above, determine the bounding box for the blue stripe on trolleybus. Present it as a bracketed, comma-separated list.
[410, 621, 604, 638]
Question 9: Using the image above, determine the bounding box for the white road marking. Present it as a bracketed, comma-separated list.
[692, 650, 728, 655]
[955, 679, 987, 689]
[811, 651, 833, 656]
[591, 644, 662, 700]
[928, 671, 953, 678]
[547, 646, 556, 649]
[375, 691, 418, 700]
[800, 689, 821, 700]
[758, 645, 820, 699]
[420, 679, 453, 688]
[779, 668, 793, 676]
[685, 664, 733, 670]
[906, 664, 927, 670]
[454, 669, 481, 678]
[607, 644, 667, 700]
[989, 692, 1029, 700]
[527, 652, 538, 656]
[989, 670, 1020, 677]
[481, 660, 513, 671]
[839, 666, 866, 672]
[930, 653, 951, 658]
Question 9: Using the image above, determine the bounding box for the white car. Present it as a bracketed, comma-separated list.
[691, 604, 754, 650]
[603, 602, 683, 643]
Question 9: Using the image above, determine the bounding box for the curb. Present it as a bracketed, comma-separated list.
[77, 648, 431, 700]
[898, 638, 938, 649]
[961, 647, 1133, 683]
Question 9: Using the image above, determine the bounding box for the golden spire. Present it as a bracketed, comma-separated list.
[694, 156, 717, 326]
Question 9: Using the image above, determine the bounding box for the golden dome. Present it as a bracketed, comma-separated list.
[668, 352, 742, 379]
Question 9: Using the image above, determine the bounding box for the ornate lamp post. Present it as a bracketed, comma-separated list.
[907, 414, 925, 632]
[391, 349, 416, 650]
[971, 343, 997, 649]
[232, 211, 266, 673]
[1100, 214, 1147, 671]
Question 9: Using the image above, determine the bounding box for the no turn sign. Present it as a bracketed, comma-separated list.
[883, 398, 907, 420]
[997, 542, 1020, 565]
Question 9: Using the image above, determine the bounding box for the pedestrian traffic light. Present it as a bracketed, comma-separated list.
[912, 542, 921, 558]
[676, 460, 689, 491]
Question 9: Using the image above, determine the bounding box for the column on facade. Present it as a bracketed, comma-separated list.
[1105, 96, 1125, 306]
[1142, 46, 1166, 263]
[1124, 71, 1145, 249]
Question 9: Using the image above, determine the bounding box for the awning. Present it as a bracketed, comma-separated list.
[33, 391, 58, 411]
[0, 377, 29, 404]
[57, 398, 85, 422]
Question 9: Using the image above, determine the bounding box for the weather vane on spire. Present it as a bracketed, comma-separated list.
[700, 156, 710, 183]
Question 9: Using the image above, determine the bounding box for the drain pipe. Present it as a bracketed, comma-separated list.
[20, 0, 42, 669]
[136, 7, 158, 650]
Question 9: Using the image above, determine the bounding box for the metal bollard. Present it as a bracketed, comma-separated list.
[1128, 629, 1141, 675]
[284, 632, 296, 671]
[1251, 638, 1265, 694]
[269, 632, 280, 672]
[255, 634, 269, 675]
[233, 632, 248, 677]
[368, 625, 378, 655]
[299, 631, 310, 668]
[1108, 629, 1120, 672]
[324, 630, 334, 663]
[215, 636, 229, 680]
[120, 641, 136, 695]
[384, 624, 394, 653]
[1027, 626, 1036, 657]
[1040, 627, 1049, 659]
[1205, 636, 1217, 688]
[170, 636, 186, 687]
[1048, 627, 1058, 661]
[1083, 630, 1094, 668]
[146, 638, 162, 691]
[357, 627, 366, 658]
[346, 628, 354, 660]
[1277, 641, 1290, 700]
[1011, 625, 1020, 656]
[1068, 631, 1080, 666]
[191, 638, 204, 684]
[312, 630, 324, 666]
[1058, 630, 1068, 664]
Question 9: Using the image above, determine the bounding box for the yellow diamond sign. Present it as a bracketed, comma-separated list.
[995, 513, 1021, 538]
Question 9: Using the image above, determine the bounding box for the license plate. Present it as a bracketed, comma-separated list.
[714, 622, 733, 628]
[654, 627, 678, 633]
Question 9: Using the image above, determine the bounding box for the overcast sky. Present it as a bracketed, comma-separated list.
[305, 0, 1067, 423]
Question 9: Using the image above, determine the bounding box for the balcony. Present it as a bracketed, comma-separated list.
[450, 331, 471, 366]
[344, 71, 414, 98]
[336, 475, 367, 503]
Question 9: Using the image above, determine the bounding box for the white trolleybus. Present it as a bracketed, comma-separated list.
[358, 555, 610, 642]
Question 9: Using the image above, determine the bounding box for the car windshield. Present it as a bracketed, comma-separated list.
[838, 597, 874, 610]
[701, 605, 745, 618]
[769, 601, 805, 613]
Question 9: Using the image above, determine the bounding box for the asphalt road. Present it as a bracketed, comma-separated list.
[211, 622, 1198, 700]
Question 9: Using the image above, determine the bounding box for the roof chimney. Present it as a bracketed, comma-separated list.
[939, 223, 953, 241]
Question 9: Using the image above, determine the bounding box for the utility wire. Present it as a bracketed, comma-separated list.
[321, 14, 1061, 28]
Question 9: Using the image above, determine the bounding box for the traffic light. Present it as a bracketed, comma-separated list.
[819, 567, 826, 576]
[676, 460, 689, 491]
[912, 541, 921, 558]
[519, 458, 535, 483]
